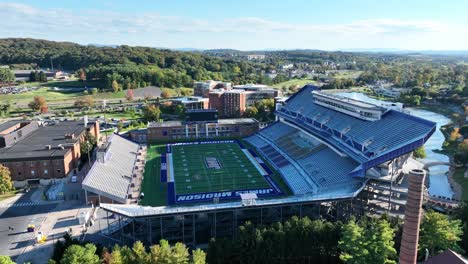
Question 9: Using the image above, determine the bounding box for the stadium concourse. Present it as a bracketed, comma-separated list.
[96, 85, 437, 246]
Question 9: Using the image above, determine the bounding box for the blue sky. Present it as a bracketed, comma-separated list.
[1, 0, 468, 50]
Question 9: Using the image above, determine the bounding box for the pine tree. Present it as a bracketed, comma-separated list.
[339, 219, 368, 264]
[112, 80, 119, 93]
[132, 241, 148, 264]
[109, 245, 123, 264]
[192, 249, 206, 264]
[170, 242, 189, 264]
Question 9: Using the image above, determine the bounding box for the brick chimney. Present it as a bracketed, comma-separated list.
[399, 169, 426, 264]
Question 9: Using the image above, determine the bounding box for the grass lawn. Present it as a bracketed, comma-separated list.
[161, 87, 193, 97]
[328, 70, 363, 79]
[0, 87, 84, 103]
[453, 168, 468, 202]
[273, 79, 318, 89]
[140, 145, 167, 207]
[171, 142, 270, 194]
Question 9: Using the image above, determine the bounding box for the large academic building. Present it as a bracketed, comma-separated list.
[0, 120, 99, 187]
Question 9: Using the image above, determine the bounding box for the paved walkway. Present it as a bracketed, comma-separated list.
[14, 202, 93, 264]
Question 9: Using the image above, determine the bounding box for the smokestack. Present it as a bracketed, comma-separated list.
[399, 169, 426, 264]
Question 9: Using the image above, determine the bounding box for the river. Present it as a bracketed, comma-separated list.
[337, 92, 454, 198]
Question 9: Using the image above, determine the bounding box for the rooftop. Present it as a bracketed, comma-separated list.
[0, 120, 23, 134]
[82, 134, 140, 203]
[280, 86, 436, 162]
[149, 118, 257, 127]
[0, 120, 95, 161]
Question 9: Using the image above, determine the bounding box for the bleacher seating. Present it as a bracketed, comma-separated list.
[244, 86, 435, 197]
[279, 165, 313, 194]
[279, 86, 435, 158]
[247, 121, 360, 195]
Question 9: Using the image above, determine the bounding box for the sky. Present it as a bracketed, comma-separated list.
[1, 0, 468, 51]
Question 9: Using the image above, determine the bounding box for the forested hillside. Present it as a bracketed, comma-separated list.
[0, 38, 264, 87]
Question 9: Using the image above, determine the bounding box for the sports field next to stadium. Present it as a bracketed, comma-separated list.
[172, 142, 269, 194]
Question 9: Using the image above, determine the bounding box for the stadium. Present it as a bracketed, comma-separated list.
[94, 85, 437, 246]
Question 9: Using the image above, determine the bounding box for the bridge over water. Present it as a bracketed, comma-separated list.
[423, 161, 451, 169]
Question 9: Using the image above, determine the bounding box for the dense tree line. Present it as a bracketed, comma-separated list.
[359, 62, 468, 93]
[50, 233, 205, 264]
[0, 68, 14, 83]
[244, 98, 276, 121]
[207, 211, 465, 264]
[0, 38, 267, 88]
[29, 70, 48, 82]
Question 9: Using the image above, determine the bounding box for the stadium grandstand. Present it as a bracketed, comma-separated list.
[95, 85, 437, 247]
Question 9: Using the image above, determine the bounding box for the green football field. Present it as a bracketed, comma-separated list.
[171, 143, 270, 194]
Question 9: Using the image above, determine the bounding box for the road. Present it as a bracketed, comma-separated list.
[0, 190, 59, 260]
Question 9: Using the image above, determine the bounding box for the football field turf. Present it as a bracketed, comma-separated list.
[171, 142, 270, 194]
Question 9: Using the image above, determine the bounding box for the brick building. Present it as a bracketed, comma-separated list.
[147, 118, 259, 141]
[223, 90, 249, 117]
[208, 85, 281, 118]
[193, 80, 231, 97]
[0, 120, 100, 187]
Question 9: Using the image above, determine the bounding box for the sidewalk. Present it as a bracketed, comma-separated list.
[14, 202, 93, 264]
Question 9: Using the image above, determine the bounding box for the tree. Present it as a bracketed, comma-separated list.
[149, 240, 172, 263]
[125, 89, 134, 101]
[244, 106, 259, 118]
[91, 88, 98, 95]
[454, 204, 468, 255]
[109, 245, 123, 264]
[84, 96, 94, 107]
[143, 105, 161, 122]
[80, 132, 97, 163]
[367, 219, 397, 264]
[192, 249, 206, 264]
[0, 255, 15, 264]
[449, 127, 462, 142]
[40, 105, 48, 114]
[28, 95, 47, 111]
[161, 90, 171, 99]
[78, 68, 86, 82]
[339, 218, 396, 264]
[112, 80, 120, 93]
[74, 96, 94, 108]
[132, 241, 149, 264]
[39, 71, 47, 82]
[170, 242, 190, 264]
[419, 211, 464, 257]
[61, 244, 100, 264]
[413, 146, 427, 159]
[0, 68, 15, 84]
[339, 219, 368, 264]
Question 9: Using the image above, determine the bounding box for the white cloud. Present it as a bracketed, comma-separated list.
[0, 2, 467, 50]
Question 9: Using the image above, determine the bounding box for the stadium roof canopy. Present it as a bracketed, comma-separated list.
[82, 134, 140, 203]
[277, 85, 437, 177]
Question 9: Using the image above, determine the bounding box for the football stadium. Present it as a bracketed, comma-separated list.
[145, 140, 283, 206]
[95, 85, 437, 246]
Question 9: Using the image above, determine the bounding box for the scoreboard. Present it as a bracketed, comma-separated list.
[185, 109, 218, 123]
